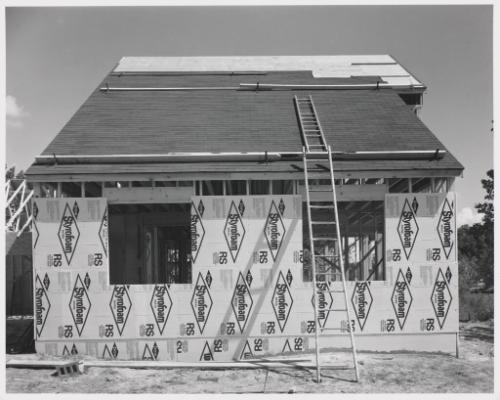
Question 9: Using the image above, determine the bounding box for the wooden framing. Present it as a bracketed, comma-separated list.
[31, 177, 454, 202]
[26, 168, 462, 184]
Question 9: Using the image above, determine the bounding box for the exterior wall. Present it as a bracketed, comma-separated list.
[33, 192, 458, 361]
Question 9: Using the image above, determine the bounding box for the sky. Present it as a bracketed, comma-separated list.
[5, 5, 493, 225]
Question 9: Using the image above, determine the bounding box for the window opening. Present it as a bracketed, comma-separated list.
[109, 203, 191, 284]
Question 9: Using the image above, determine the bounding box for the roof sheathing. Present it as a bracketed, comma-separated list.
[115, 55, 423, 87]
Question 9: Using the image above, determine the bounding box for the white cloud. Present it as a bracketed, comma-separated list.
[6, 95, 28, 127]
[457, 207, 483, 227]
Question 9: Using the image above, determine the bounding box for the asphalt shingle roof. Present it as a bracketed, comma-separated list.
[28, 69, 463, 175]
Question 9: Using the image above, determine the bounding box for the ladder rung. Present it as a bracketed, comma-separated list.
[310, 205, 334, 209]
[311, 221, 336, 225]
[313, 237, 336, 241]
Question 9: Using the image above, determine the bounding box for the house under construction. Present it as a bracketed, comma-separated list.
[22, 56, 462, 370]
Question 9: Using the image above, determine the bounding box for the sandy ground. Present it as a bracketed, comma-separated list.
[6, 321, 493, 394]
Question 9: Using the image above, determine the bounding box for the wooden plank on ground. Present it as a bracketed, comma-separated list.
[84, 360, 319, 369]
[7, 359, 77, 369]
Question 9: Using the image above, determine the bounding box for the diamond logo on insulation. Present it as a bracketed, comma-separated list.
[278, 198, 286, 215]
[190, 273, 213, 334]
[282, 339, 293, 353]
[240, 341, 253, 360]
[43, 273, 50, 290]
[35, 275, 51, 338]
[102, 345, 111, 359]
[57, 203, 80, 265]
[445, 266, 452, 283]
[190, 202, 205, 264]
[264, 201, 286, 261]
[198, 200, 205, 217]
[271, 271, 293, 332]
[200, 341, 214, 361]
[351, 281, 373, 331]
[111, 343, 119, 358]
[311, 281, 333, 329]
[245, 270, 253, 287]
[99, 208, 109, 257]
[205, 271, 213, 288]
[431, 268, 453, 329]
[238, 199, 245, 216]
[150, 284, 173, 335]
[397, 199, 419, 260]
[69, 274, 92, 337]
[411, 197, 419, 214]
[223, 201, 246, 262]
[32, 201, 39, 219]
[102, 343, 118, 359]
[437, 198, 455, 260]
[109, 285, 132, 336]
[405, 267, 413, 284]
[286, 269, 293, 286]
[231, 272, 254, 333]
[152, 342, 159, 359]
[84, 273, 91, 289]
[391, 269, 413, 329]
[32, 219, 40, 248]
[142, 343, 157, 360]
[72, 201, 80, 219]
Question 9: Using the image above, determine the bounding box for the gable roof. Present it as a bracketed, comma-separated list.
[26, 56, 463, 178]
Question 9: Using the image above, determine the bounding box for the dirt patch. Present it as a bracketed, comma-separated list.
[6, 322, 493, 393]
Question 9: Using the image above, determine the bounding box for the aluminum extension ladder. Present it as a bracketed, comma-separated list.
[295, 95, 359, 383]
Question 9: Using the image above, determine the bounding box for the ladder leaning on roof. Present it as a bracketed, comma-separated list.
[295, 95, 360, 383]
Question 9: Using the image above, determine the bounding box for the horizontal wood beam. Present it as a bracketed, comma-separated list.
[26, 168, 461, 183]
